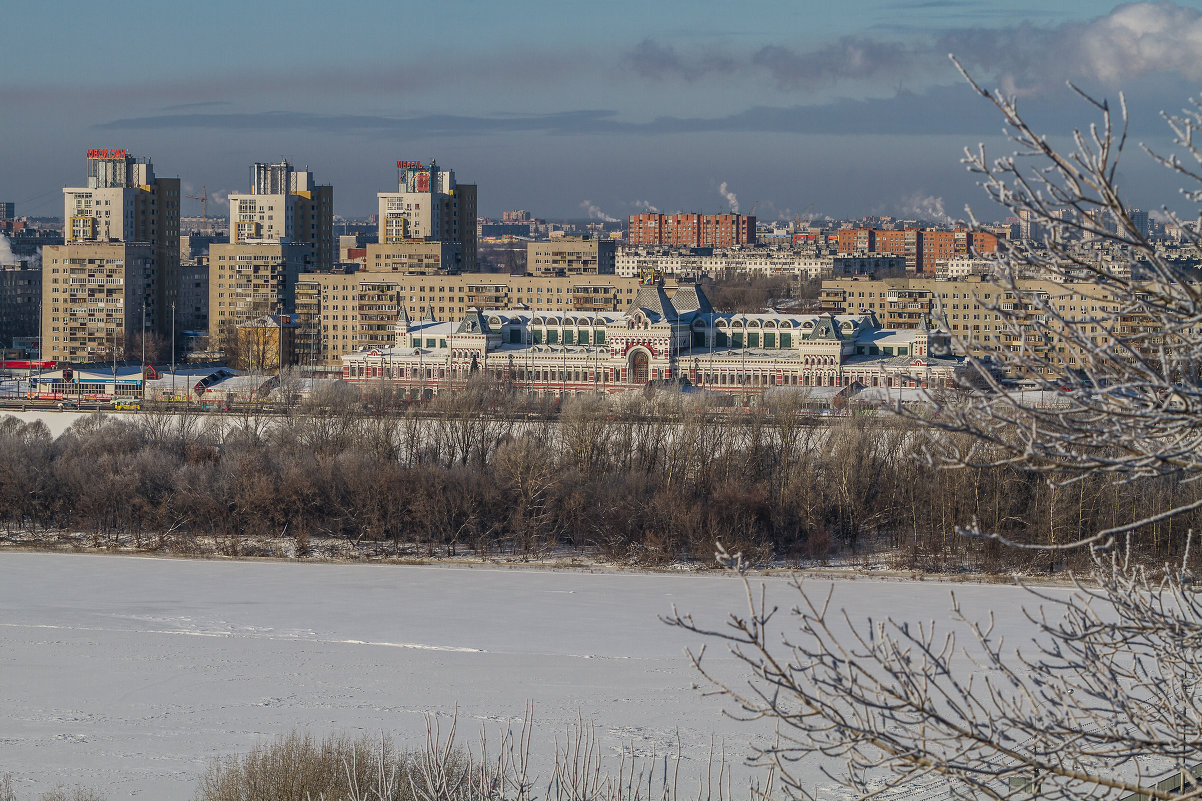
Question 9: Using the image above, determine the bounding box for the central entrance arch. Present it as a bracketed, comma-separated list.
[630, 350, 650, 384]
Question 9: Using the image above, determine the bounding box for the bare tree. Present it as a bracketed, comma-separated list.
[669, 543, 1202, 801]
[920, 61, 1202, 549]
[668, 73, 1202, 801]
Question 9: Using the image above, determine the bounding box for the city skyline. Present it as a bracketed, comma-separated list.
[5, 1, 1202, 222]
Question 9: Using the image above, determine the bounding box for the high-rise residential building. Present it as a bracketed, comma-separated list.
[376, 160, 477, 271]
[0, 202, 14, 223]
[836, 227, 998, 274]
[528, 236, 616, 277]
[626, 213, 756, 248]
[208, 242, 314, 342]
[41, 242, 154, 363]
[0, 263, 40, 350]
[227, 160, 334, 269]
[61, 149, 180, 338]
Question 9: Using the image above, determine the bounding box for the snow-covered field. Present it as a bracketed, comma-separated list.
[0, 552, 1048, 800]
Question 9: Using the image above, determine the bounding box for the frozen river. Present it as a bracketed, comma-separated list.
[0, 552, 1045, 800]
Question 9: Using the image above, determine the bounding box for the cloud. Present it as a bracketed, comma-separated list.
[160, 100, 233, 112]
[0, 50, 588, 108]
[624, 38, 737, 81]
[751, 37, 919, 90]
[94, 72, 1189, 142]
[622, 2, 1202, 96]
[96, 87, 1007, 138]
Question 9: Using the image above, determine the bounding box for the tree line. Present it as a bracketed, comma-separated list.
[0, 381, 1198, 572]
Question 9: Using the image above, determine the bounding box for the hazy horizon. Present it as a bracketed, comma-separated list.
[6, 1, 1202, 222]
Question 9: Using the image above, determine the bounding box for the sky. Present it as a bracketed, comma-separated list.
[5, 0, 1202, 223]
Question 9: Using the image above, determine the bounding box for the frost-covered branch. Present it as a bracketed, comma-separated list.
[667, 546, 1202, 800]
[911, 61, 1202, 547]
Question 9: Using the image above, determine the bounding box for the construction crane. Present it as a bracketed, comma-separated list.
[185, 186, 209, 230]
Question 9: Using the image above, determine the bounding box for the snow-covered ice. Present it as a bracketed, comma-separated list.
[0, 552, 1048, 799]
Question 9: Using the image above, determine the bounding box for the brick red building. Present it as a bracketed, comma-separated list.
[627, 213, 756, 248]
[837, 227, 997, 274]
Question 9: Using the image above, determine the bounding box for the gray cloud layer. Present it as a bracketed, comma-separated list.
[98, 87, 1010, 138]
[624, 2, 1202, 95]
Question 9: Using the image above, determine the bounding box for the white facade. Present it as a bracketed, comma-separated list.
[936, 256, 992, 280]
[342, 285, 964, 401]
[615, 248, 880, 281]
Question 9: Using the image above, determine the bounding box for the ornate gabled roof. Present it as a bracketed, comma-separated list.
[804, 314, 844, 342]
[626, 285, 679, 322]
[456, 308, 491, 335]
[670, 284, 714, 316]
[394, 303, 411, 333]
[422, 305, 437, 323]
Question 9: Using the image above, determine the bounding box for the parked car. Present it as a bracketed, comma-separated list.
[57, 400, 78, 410]
[112, 399, 141, 410]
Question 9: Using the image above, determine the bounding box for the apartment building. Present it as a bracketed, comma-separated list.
[836, 227, 998, 274]
[363, 241, 461, 274]
[820, 275, 1125, 373]
[527, 236, 616, 276]
[41, 242, 153, 363]
[294, 271, 664, 366]
[0, 264, 41, 349]
[377, 160, 477, 271]
[627, 213, 756, 248]
[208, 242, 313, 340]
[227, 161, 334, 269]
[61, 149, 179, 338]
[614, 249, 906, 280]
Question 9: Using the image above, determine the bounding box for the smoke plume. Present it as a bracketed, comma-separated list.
[900, 193, 954, 224]
[717, 182, 739, 214]
[632, 200, 660, 213]
[580, 200, 618, 222]
[0, 234, 19, 266]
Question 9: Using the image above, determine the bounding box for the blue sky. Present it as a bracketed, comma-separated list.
[5, 0, 1202, 222]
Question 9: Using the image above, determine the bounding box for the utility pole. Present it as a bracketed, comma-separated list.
[171, 302, 176, 402]
[140, 299, 146, 404]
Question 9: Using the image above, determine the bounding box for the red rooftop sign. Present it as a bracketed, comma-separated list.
[87, 149, 127, 159]
[397, 160, 423, 169]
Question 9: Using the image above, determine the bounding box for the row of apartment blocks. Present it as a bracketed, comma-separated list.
[836, 227, 999, 274]
[294, 271, 666, 366]
[819, 275, 1128, 374]
[615, 248, 906, 281]
[627, 213, 757, 248]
